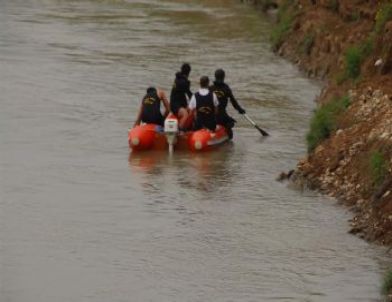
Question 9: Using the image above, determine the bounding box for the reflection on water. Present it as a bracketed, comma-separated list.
[1, 0, 391, 301]
[128, 144, 235, 193]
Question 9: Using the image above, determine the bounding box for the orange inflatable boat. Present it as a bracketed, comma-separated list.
[128, 115, 229, 152]
[128, 124, 167, 151]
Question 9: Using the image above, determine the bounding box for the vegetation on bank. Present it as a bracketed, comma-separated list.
[326, 0, 339, 13]
[306, 95, 350, 152]
[337, 2, 392, 83]
[336, 36, 374, 82]
[299, 32, 315, 55]
[270, 0, 295, 51]
[375, 2, 392, 33]
[382, 269, 392, 296]
[370, 150, 388, 187]
[265, 0, 392, 153]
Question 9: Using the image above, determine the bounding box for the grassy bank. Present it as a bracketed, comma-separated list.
[263, 0, 392, 245]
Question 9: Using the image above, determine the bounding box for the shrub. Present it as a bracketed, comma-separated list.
[375, 3, 392, 33]
[345, 46, 362, 79]
[338, 36, 375, 84]
[370, 151, 387, 186]
[306, 96, 350, 152]
[382, 269, 392, 295]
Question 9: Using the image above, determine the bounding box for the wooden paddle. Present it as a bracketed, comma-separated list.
[243, 113, 269, 136]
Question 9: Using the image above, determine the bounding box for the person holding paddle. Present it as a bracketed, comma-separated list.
[209, 69, 246, 139]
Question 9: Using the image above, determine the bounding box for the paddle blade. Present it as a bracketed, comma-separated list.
[255, 125, 269, 136]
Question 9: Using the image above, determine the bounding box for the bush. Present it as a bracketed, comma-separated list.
[306, 96, 350, 152]
[382, 269, 392, 295]
[338, 36, 375, 84]
[370, 151, 387, 186]
[375, 3, 392, 33]
[345, 46, 362, 79]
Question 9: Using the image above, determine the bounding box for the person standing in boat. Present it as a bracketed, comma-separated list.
[170, 63, 193, 130]
[189, 76, 218, 131]
[209, 69, 246, 139]
[134, 87, 170, 127]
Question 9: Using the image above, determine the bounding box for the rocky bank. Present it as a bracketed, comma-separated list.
[256, 0, 392, 245]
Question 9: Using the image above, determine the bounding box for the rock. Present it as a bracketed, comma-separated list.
[372, 89, 383, 98]
[374, 58, 383, 67]
[348, 89, 357, 99]
[315, 145, 324, 154]
[357, 199, 365, 206]
[336, 129, 343, 136]
[276, 170, 294, 181]
[349, 226, 363, 235]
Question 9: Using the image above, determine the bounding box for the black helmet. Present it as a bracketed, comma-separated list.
[146, 87, 157, 94]
[181, 63, 191, 76]
[215, 69, 225, 82]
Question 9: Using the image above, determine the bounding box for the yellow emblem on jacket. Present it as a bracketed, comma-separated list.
[143, 97, 156, 105]
[213, 90, 225, 99]
[198, 106, 212, 114]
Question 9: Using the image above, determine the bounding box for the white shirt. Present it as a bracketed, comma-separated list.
[189, 88, 219, 110]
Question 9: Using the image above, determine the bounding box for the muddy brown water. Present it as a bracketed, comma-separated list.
[0, 0, 390, 301]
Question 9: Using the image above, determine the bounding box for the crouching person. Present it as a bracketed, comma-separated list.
[134, 87, 170, 127]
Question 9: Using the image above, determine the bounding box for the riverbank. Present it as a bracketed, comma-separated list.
[256, 0, 392, 246]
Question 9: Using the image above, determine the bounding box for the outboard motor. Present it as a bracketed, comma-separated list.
[164, 114, 179, 153]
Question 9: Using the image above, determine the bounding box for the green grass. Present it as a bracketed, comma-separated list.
[300, 32, 315, 55]
[375, 3, 392, 33]
[270, 13, 294, 50]
[339, 37, 375, 83]
[306, 96, 350, 152]
[345, 46, 362, 79]
[370, 151, 387, 186]
[337, 2, 392, 84]
[361, 35, 375, 57]
[326, 0, 339, 12]
[270, 0, 295, 50]
[382, 269, 392, 295]
[349, 10, 361, 22]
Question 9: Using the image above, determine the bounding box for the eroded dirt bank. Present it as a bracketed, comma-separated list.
[256, 0, 392, 245]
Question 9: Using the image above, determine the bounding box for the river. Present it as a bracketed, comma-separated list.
[0, 0, 389, 301]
